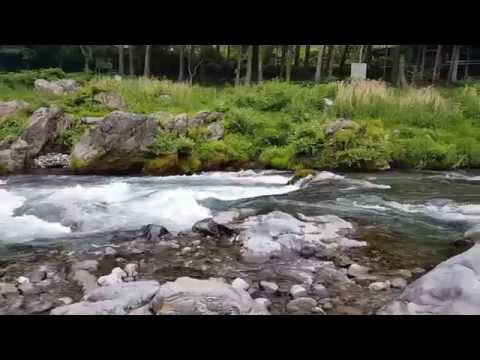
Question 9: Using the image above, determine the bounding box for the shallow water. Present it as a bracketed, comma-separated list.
[1, 169, 479, 265]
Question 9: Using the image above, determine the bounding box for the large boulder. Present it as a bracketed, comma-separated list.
[165, 113, 188, 135]
[0, 139, 29, 172]
[189, 111, 224, 128]
[34, 79, 78, 95]
[235, 211, 364, 264]
[70, 111, 160, 172]
[323, 118, 358, 137]
[94, 91, 125, 110]
[0, 100, 28, 122]
[21, 106, 71, 159]
[207, 122, 224, 140]
[150, 277, 269, 315]
[378, 243, 480, 315]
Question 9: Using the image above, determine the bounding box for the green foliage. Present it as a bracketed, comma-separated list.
[0, 68, 66, 88]
[259, 145, 296, 170]
[55, 119, 88, 151]
[290, 121, 325, 157]
[152, 131, 194, 156]
[0, 110, 30, 142]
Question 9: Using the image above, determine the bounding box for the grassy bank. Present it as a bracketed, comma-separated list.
[1, 68, 480, 171]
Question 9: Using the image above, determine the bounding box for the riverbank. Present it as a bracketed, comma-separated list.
[2, 71, 480, 175]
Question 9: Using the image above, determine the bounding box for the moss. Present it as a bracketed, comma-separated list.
[144, 154, 202, 175]
[0, 163, 8, 175]
[70, 155, 146, 174]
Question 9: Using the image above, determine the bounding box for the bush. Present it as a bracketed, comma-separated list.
[54, 119, 89, 151]
[0, 68, 66, 88]
[152, 131, 194, 155]
[259, 145, 296, 170]
[0, 110, 30, 142]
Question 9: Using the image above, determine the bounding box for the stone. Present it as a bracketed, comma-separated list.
[70, 111, 159, 172]
[412, 267, 426, 275]
[312, 307, 326, 314]
[260, 281, 279, 294]
[390, 277, 407, 289]
[16, 276, 30, 285]
[0, 139, 29, 172]
[165, 113, 188, 135]
[21, 106, 71, 159]
[322, 302, 333, 310]
[192, 240, 201, 246]
[379, 244, 480, 315]
[207, 122, 224, 140]
[0, 282, 18, 296]
[336, 305, 363, 315]
[254, 298, 272, 309]
[286, 297, 317, 314]
[71, 270, 98, 294]
[369, 281, 390, 291]
[24, 296, 55, 314]
[335, 254, 353, 267]
[312, 284, 329, 299]
[72, 260, 98, 273]
[151, 277, 269, 315]
[323, 118, 358, 137]
[94, 91, 125, 110]
[347, 264, 376, 280]
[104, 247, 117, 256]
[0, 100, 28, 121]
[192, 217, 236, 241]
[34, 79, 78, 95]
[181, 247, 192, 255]
[290, 284, 308, 299]
[124, 263, 139, 281]
[128, 304, 152, 315]
[232, 278, 250, 291]
[97, 267, 127, 287]
[80, 116, 104, 125]
[142, 224, 170, 241]
[51, 300, 127, 315]
[33, 153, 70, 168]
[58, 297, 73, 305]
[18, 282, 41, 296]
[397, 269, 412, 279]
[190, 111, 224, 127]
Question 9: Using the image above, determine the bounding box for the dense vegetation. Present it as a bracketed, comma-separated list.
[2, 68, 480, 172]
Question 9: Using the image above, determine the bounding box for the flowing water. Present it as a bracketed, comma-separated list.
[1, 169, 480, 266]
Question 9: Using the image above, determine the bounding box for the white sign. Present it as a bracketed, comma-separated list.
[351, 63, 367, 80]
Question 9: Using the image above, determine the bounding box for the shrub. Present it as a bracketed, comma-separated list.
[152, 131, 194, 155]
[0, 110, 30, 142]
[0, 68, 66, 88]
[259, 145, 296, 170]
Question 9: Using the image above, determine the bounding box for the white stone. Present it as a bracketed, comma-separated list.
[254, 297, 272, 309]
[58, 297, 73, 305]
[260, 281, 279, 294]
[312, 306, 326, 314]
[290, 284, 308, 299]
[312, 284, 329, 299]
[369, 281, 390, 291]
[16, 276, 30, 285]
[286, 297, 317, 313]
[105, 247, 117, 256]
[97, 267, 126, 287]
[390, 277, 407, 289]
[124, 263, 139, 280]
[231, 278, 250, 291]
[181, 247, 192, 255]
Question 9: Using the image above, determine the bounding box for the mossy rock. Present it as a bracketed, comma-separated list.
[0, 162, 9, 175]
[143, 154, 201, 175]
[288, 169, 316, 184]
[70, 155, 146, 174]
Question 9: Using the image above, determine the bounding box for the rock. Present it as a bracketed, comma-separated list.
[369, 281, 390, 291]
[72, 260, 98, 273]
[312, 284, 329, 299]
[104, 247, 117, 256]
[322, 302, 333, 310]
[18, 282, 41, 296]
[390, 277, 407, 289]
[128, 304, 152, 315]
[397, 269, 412, 279]
[33, 153, 69, 168]
[379, 244, 480, 315]
[29, 268, 47, 283]
[336, 305, 363, 315]
[313, 245, 337, 260]
[165, 113, 188, 135]
[0, 100, 28, 121]
[142, 224, 170, 241]
[58, 297, 73, 305]
[151, 277, 269, 315]
[51, 300, 127, 315]
[70, 111, 159, 172]
[347, 264, 376, 280]
[181, 247, 192, 255]
[290, 284, 308, 299]
[286, 297, 317, 314]
[80, 116, 104, 125]
[124, 263, 139, 281]
[237, 211, 360, 264]
[0, 139, 29, 172]
[254, 297, 272, 309]
[192, 240, 201, 246]
[16, 276, 30, 285]
[94, 91, 125, 110]
[412, 267, 426, 275]
[232, 278, 250, 291]
[323, 118, 358, 137]
[34, 79, 78, 95]
[21, 106, 71, 159]
[335, 254, 353, 267]
[464, 225, 480, 242]
[0, 282, 18, 296]
[207, 122, 224, 140]
[259, 281, 279, 294]
[97, 267, 126, 287]
[192, 218, 236, 242]
[312, 307, 326, 314]
[24, 296, 55, 314]
[71, 270, 97, 294]
[190, 111, 224, 127]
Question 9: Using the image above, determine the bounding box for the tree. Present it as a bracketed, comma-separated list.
[285, 45, 293, 82]
[280, 45, 287, 80]
[447, 45, 461, 84]
[294, 45, 301, 67]
[186, 45, 203, 86]
[118, 45, 124, 75]
[398, 52, 408, 87]
[465, 46, 471, 78]
[432, 45, 443, 83]
[258, 45, 263, 83]
[144, 45, 151, 78]
[79, 46, 93, 72]
[339, 45, 350, 70]
[304, 45, 311, 67]
[226, 45, 231, 61]
[314, 45, 324, 82]
[178, 46, 185, 82]
[235, 45, 243, 86]
[245, 45, 253, 85]
[128, 46, 135, 76]
[327, 45, 335, 78]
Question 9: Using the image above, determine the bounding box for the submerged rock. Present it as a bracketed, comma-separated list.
[142, 224, 170, 241]
[379, 244, 480, 315]
[151, 277, 269, 315]
[192, 218, 236, 242]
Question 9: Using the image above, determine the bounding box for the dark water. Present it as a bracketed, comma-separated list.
[1, 169, 479, 266]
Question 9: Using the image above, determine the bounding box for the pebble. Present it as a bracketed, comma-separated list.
[124, 263, 139, 280]
[260, 281, 279, 294]
[412, 267, 426, 275]
[212, 258, 222, 263]
[192, 240, 201, 246]
[368, 281, 390, 291]
[232, 278, 250, 291]
[290, 284, 308, 299]
[286, 297, 317, 313]
[335, 305, 363, 315]
[105, 247, 117, 256]
[58, 297, 73, 305]
[322, 302, 333, 310]
[181, 247, 192, 255]
[347, 264, 376, 280]
[312, 284, 329, 299]
[254, 297, 272, 309]
[200, 265, 209, 272]
[18, 282, 41, 296]
[390, 277, 407, 289]
[397, 269, 412, 279]
[312, 306, 326, 315]
[16, 276, 30, 285]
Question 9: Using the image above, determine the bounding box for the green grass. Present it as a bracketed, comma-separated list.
[2, 71, 480, 171]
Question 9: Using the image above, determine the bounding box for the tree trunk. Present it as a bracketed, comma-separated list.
[245, 45, 253, 85]
[327, 46, 335, 78]
[178, 46, 185, 81]
[419, 45, 426, 81]
[143, 45, 151, 78]
[235, 45, 243, 86]
[448, 45, 461, 84]
[432, 45, 443, 83]
[215, 45, 220, 54]
[339, 45, 350, 70]
[398, 53, 408, 87]
[226, 45, 231, 61]
[285, 45, 293, 82]
[325, 45, 334, 78]
[187, 45, 195, 86]
[465, 46, 471, 79]
[294, 45, 301, 67]
[280, 45, 287, 80]
[79, 46, 92, 73]
[304, 45, 311, 67]
[358, 45, 364, 62]
[118, 46, 124, 75]
[258, 45, 263, 83]
[391, 46, 401, 83]
[411, 45, 423, 83]
[128, 46, 135, 76]
[314, 45, 324, 82]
